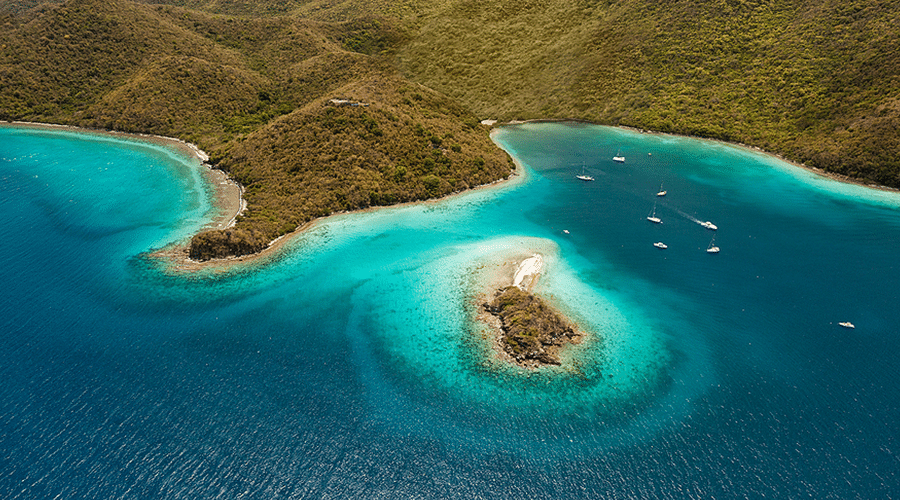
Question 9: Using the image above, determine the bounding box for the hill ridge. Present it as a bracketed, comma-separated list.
[2, 0, 899, 259]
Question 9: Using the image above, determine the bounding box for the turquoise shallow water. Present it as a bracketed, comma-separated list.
[2, 122, 898, 498]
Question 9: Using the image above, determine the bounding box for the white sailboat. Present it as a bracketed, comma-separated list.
[576, 163, 594, 181]
[656, 183, 667, 197]
[706, 235, 720, 253]
[647, 203, 662, 224]
[612, 155, 625, 163]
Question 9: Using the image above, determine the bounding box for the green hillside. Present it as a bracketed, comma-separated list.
[401, 0, 900, 185]
[0, 0, 511, 259]
[2, 0, 898, 259]
[190, 73, 511, 260]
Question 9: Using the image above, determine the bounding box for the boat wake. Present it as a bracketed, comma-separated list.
[670, 207, 717, 229]
[670, 207, 701, 224]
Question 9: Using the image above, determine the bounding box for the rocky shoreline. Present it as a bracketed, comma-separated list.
[474, 249, 585, 369]
[483, 286, 582, 367]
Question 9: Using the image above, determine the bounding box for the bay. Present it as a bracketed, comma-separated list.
[1, 122, 897, 498]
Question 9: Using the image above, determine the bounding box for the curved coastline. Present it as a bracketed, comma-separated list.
[7, 118, 894, 274]
[156, 120, 896, 274]
[0, 121, 529, 274]
[154, 126, 530, 273]
[495, 118, 900, 193]
[2, 120, 244, 231]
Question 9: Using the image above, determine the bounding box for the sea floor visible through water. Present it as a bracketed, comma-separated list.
[1, 122, 898, 498]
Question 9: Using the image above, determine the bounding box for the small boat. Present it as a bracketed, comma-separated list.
[647, 203, 662, 224]
[700, 221, 717, 230]
[657, 183, 667, 197]
[612, 156, 625, 163]
[653, 242, 667, 249]
[563, 229, 570, 234]
[839, 321, 855, 329]
[576, 163, 594, 182]
[706, 235, 720, 253]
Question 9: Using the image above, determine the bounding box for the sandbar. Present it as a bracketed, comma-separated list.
[512, 253, 544, 291]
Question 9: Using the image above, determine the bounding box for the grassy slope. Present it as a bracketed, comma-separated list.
[0, 0, 263, 140]
[0, 0, 512, 259]
[190, 72, 511, 259]
[400, 0, 900, 185]
[1, 0, 898, 258]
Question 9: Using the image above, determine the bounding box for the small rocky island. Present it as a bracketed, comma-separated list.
[483, 286, 581, 366]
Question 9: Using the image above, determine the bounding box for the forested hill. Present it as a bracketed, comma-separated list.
[401, 0, 900, 186]
[0, 0, 513, 259]
[2, 0, 899, 259]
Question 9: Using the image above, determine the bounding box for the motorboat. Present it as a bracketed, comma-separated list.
[653, 242, 667, 249]
[700, 221, 717, 230]
[839, 321, 855, 329]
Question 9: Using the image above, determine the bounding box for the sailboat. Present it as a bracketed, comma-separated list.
[612, 155, 625, 163]
[576, 163, 594, 182]
[647, 203, 662, 224]
[706, 235, 720, 253]
[656, 183, 667, 197]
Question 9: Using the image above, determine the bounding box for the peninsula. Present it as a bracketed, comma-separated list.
[2, 0, 898, 263]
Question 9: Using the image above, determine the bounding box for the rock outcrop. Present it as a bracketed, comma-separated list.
[189, 228, 269, 261]
[483, 286, 580, 367]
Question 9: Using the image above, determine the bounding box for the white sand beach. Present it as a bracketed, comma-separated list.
[513, 253, 544, 290]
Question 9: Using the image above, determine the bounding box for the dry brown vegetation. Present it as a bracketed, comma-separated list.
[402, 0, 900, 185]
[0, 0, 511, 258]
[2, 0, 898, 259]
[484, 286, 581, 367]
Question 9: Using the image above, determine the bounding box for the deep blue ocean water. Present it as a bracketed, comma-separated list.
[1, 122, 898, 498]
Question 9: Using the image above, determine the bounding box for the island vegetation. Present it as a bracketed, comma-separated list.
[483, 286, 582, 367]
[2, 0, 898, 259]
